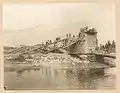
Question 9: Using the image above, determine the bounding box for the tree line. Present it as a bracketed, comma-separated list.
[96, 40, 116, 53]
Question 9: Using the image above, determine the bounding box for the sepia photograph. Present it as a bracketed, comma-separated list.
[3, 3, 116, 90]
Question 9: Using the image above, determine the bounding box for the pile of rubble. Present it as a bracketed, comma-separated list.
[26, 53, 90, 65]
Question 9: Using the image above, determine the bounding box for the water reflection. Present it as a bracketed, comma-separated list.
[4, 66, 116, 90]
[16, 70, 25, 80]
[33, 68, 40, 71]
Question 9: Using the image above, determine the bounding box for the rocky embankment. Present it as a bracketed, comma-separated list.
[5, 52, 115, 72]
[26, 53, 90, 69]
[5, 53, 91, 71]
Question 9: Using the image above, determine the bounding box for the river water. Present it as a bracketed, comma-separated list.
[4, 65, 116, 90]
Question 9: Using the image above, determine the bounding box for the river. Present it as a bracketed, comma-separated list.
[4, 65, 116, 90]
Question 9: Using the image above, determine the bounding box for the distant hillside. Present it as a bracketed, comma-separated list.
[4, 46, 15, 50]
[4, 46, 16, 54]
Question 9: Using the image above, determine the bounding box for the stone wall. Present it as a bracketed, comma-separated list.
[85, 34, 98, 53]
[68, 28, 98, 54]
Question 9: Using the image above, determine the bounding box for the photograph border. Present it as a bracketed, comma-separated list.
[0, 0, 120, 93]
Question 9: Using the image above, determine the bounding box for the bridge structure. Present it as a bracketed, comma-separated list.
[5, 26, 116, 68]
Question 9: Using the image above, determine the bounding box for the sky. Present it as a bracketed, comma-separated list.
[3, 3, 115, 46]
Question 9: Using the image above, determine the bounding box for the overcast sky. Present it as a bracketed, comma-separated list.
[3, 3, 115, 46]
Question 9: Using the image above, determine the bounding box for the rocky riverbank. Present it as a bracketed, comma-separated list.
[4, 52, 114, 73]
[4, 53, 89, 71]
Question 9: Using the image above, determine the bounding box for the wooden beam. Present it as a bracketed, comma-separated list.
[70, 52, 116, 59]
